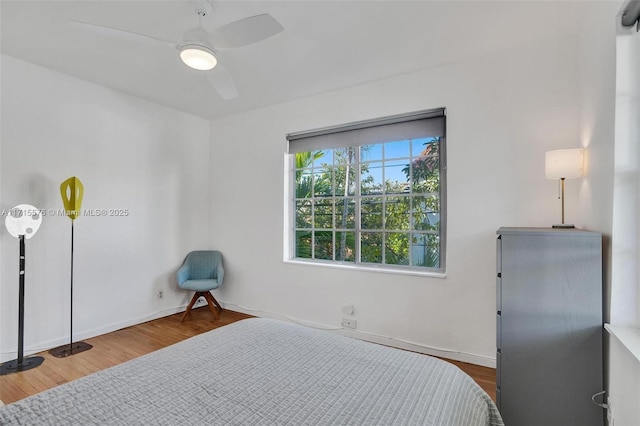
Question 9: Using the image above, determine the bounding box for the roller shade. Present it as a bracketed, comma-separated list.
[287, 108, 445, 154]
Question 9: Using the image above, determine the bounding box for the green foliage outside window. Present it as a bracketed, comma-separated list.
[294, 137, 442, 270]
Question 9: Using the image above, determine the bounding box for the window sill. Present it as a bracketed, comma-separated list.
[605, 323, 640, 364]
[283, 259, 447, 278]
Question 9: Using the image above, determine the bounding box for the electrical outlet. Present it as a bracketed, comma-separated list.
[342, 318, 357, 329]
[157, 290, 164, 299]
[194, 298, 206, 307]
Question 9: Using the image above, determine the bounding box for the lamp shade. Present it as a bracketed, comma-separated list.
[4, 204, 42, 239]
[545, 148, 584, 179]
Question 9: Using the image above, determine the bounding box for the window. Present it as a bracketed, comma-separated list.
[287, 109, 446, 273]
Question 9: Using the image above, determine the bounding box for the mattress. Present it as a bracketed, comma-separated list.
[0, 318, 503, 425]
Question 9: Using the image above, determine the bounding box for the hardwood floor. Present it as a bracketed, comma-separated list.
[0, 307, 496, 405]
[0, 307, 252, 404]
[442, 358, 497, 401]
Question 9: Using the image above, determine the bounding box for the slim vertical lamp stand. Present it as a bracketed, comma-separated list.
[0, 205, 45, 375]
[545, 148, 584, 229]
[49, 177, 92, 357]
[559, 177, 567, 226]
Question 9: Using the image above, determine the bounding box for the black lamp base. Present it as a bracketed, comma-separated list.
[552, 224, 575, 229]
[48, 341, 93, 358]
[0, 356, 44, 376]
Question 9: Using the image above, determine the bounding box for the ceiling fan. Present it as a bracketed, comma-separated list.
[70, 1, 284, 100]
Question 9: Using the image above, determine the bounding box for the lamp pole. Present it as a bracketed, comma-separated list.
[560, 177, 566, 225]
[0, 205, 45, 375]
[49, 177, 92, 357]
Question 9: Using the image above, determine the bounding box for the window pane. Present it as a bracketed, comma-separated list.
[411, 233, 440, 268]
[385, 140, 410, 159]
[334, 148, 357, 196]
[385, 233, 410, 265]
[313, 199, 333, 228]
[314, 231, 333, 260]
[361, 144, 382, 162]
[361, 162, 383, 195]
[412, 164, 439, 193]
[313, 149, 333, 168]
[361, 232, 382, 264]
[411, 138, 440, 193]
[385, 196, 410, 231]
[312, 171, 332, 197]
[295, 171, 313, 199]
[295, 199, 312, 228]
[423, 137, 440, 154]
[411, 138, 431, 156]
[412, 195, 440, 231]
[361, 197, 383, 230]
[295, 231, 312, 259]
[336, 232, 355, 262]
[335, 198, 355, 229]
[384, 160, 410, 194]
[295, 151, 319, 169]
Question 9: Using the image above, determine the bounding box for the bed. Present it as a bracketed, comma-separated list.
[0, 318, 503, 425]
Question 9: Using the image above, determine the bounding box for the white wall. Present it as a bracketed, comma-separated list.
[578, 2, 618, 280]
[209, 35, 583, 367]
[0, 55, 211, 362]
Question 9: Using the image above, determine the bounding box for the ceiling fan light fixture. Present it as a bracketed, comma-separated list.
[180, 44, 217, 70]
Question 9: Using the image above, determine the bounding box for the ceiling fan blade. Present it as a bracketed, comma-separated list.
[210, 14, 283, 49]
[69, 20, 176, 48]
[206, 64, 238, 100]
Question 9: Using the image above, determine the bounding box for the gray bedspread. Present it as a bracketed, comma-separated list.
[0, 318, 503, 425]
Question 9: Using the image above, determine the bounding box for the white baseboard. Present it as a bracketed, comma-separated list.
[1, 301, 496, 369]
[222, 302, 496, 368]
[336, 328, 496, 367]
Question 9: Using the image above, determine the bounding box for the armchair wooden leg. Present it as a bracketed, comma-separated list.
[203, 292, 220, 320]
[182, 291, 222, 322]
[208, 293, 223, 312]
[181, 293, 201, 322]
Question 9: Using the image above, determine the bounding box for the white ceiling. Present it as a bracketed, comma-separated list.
[1, 1, 589, 121]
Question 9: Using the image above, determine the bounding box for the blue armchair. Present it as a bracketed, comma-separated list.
[177, 250, 224, 321]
